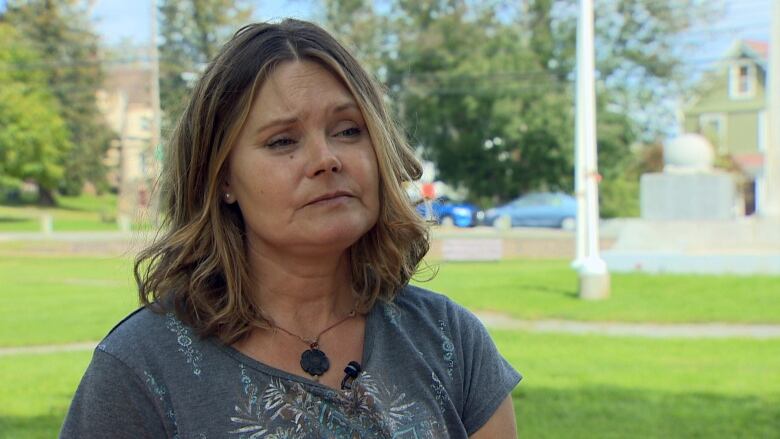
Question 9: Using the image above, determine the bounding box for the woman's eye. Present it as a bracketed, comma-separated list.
[266, 137, 295, 148]
[336, 127, 361, 138]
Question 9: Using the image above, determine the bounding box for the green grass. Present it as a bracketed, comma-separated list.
[0, 351, 92, 439]
[416, 259, 780, 324]
[3, 257, 780, 348]
[495, 331, 780, 438]
[1, 254, 778, 437]
[0, 194, 121, 232]
[0, 256, 137, 347]
[1, 333, 777, 438]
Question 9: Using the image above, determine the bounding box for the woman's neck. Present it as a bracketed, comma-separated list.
[247, 244, 355, 336]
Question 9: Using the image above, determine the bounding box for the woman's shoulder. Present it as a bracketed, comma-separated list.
[394, 284, 478, 317]
[96, 304, 207, 371]
[382, 284, 485, 335]
[101, 304, 169, 342]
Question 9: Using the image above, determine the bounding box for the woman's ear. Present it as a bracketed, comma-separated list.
[221, 179, 236, 204]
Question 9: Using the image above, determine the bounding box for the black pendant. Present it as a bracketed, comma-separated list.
[300, 348, 330, 376]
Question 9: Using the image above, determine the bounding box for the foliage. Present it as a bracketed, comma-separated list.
[0, 23, 72, 205]
[158, 0, 252, 130]
[599, 176, 639, 218]
[321, 0, 387, 73]
[3, 0, 115, 198]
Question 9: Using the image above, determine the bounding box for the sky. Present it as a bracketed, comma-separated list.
[90, 1, 316, 46]
[90, 0, 773, 65]
[679, 0, 772, 73]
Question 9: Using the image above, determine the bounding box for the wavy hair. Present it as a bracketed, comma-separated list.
[134, 19, 429, 344]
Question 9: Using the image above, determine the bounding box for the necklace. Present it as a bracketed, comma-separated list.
[271, 308, 357, 378]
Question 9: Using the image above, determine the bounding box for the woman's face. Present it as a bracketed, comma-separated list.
[224, 60, 380, 259]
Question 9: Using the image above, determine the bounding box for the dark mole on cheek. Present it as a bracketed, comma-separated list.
[289, 155, 294, 160]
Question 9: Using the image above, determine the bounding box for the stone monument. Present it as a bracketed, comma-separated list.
[640, 134, 738, 220]
[602, 133, 780, 275]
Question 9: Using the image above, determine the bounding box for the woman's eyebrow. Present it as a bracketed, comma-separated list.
[331, 101, 359, 113]
[252, 101, 360, 136]
[253, 116, 297, 137]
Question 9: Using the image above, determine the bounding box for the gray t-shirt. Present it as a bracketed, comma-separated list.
[60, 285, 521, 438]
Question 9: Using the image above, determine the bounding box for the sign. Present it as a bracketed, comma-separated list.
[442, 238, 503, 261]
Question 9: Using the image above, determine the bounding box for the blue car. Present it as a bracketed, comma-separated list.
[415, 196, 482, 227]
[484, 192, 577, 229]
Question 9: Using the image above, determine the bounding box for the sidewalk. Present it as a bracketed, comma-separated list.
[476, 311, 780, 339]
[3, 312, 780, 358]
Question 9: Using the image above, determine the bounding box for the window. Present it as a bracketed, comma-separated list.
[139, 116, 151, 131]
[699, 113, 727, 152]
[729, 61, 755, 99]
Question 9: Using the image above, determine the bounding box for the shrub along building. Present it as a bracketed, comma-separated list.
[683, 40, 769, 215]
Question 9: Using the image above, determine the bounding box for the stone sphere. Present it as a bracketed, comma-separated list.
[663, 133, 714, 173]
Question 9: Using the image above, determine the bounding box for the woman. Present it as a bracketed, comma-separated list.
[61, 19, 520, 438]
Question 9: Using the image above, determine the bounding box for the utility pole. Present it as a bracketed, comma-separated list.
[574, 0, 610, 299]
[149, 0, 163, 223]
[763, 0, 780, 219]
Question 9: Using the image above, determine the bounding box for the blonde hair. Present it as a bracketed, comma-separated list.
[135, 19, 429, 344]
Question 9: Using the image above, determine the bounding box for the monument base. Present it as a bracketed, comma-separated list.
[577, 257, 611, 300]
[640, 172, 738, 220]
[602, 218, 780, 275]
[579, 271, 611, 300]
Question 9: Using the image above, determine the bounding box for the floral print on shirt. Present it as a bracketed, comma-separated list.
[229, 365, 447, 438]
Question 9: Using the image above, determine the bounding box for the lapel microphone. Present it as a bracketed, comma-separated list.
[340, 361, 362, 390]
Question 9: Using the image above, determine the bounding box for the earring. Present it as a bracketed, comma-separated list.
[224, 192, 233, 203]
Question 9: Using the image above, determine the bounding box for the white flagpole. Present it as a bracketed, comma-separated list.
[575, 0, 610, 299]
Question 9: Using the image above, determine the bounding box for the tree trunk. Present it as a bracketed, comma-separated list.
[38, 187, 57, 206]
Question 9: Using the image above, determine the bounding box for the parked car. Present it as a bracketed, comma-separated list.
[416, 196, 482, 227]
[484, 192, 577, 229]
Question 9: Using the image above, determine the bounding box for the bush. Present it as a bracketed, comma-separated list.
[599, 176, 639, 218]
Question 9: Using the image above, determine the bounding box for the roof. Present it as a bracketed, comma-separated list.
[744, 40, 768, 60]
[729, 39, 769, 69]
[683, 39, 769, 110]
[732, 152, 765, 177]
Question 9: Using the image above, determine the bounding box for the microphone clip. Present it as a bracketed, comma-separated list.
[340, 361, 362, 390]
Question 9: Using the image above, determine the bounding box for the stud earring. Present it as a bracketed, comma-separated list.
[224, 193, 233, 203]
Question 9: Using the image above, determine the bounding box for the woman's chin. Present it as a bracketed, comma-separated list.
[309, 222, 371, 251]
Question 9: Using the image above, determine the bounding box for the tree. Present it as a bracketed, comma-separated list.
[0, 22, 72, 205]
[158, 0, 252, 130]
[4, 0, 115, 196]
[320, 0, 388, 74]
[326, 0, 712, 209]
[338, 0, 579, 202]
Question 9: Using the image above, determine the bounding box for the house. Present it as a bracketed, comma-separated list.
[682, 39, 769, 215]
[96, 47, 159, 215]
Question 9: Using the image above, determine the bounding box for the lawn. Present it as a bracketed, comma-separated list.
[0, 256, 137, 347]
[0, 351, 92, 439]
[1, 333, 777, 438]
[417, 259, 780, 324]
[0, 194, 132, 232]
[2, 257, 780, 348]
[498, 331, 780, 438]
[1, 254, 778, 437]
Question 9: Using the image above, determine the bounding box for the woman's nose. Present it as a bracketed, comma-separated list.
[305, 135, 343, 177]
